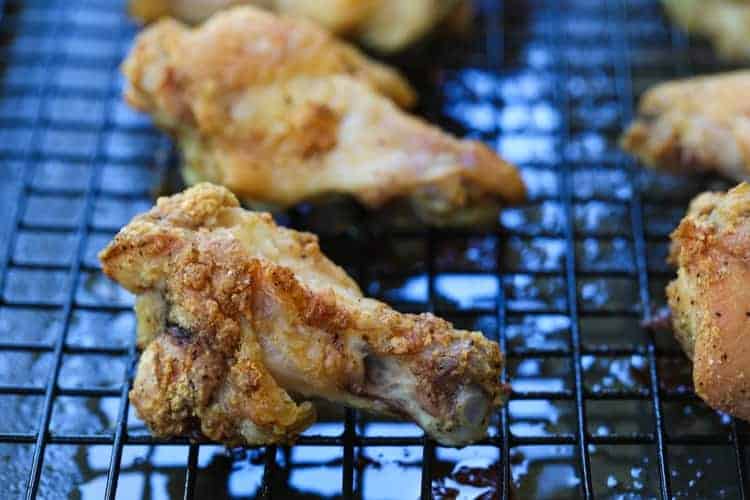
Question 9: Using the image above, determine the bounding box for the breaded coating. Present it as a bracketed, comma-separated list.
[128, 0, 470, 53]
[99, 183, 505, 446]
[621, 71, 750, 182]
[667, 182, 750, 421]
[662, 0, 750, 62]
[122, 7, 525, 227]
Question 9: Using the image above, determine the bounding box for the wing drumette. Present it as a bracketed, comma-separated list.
[122, 7, 524, 227]
[99, 183, 505, 446]
[621, 70, 750, 182]
[668, 182, 750, 421]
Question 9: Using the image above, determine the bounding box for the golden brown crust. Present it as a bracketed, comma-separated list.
[121, 7, 524, 227]
[620, 71, 750, 182]
[668, 182, 750, 421]
[100, 183, 505, 445]
[123, 7, 415, 110]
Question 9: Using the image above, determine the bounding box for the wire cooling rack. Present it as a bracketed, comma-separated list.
[0, 0, 748, 498]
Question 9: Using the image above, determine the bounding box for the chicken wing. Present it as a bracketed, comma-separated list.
[99, 183, 505, 446]
[620, 71, 750, 182]
[662, 0, 750, 62]
[667, 182, 750, 421]
[122, 7, 525, 228]
[128, 0, 470, 52]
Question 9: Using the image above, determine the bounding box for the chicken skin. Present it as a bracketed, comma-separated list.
[620, 71, 750, 182]
[122, 7, 525, 228]
[128, 0, 470, 53]
[662, 0, 750, 62]
[99, 183, 505, 446]
[667, 183, 750, 421]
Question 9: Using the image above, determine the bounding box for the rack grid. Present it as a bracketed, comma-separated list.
[0, 0, 748, 498]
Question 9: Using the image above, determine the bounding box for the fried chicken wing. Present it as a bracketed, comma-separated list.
[662, 0, 750, 62]
[128, 0, 470, 52]
[99, 183, 505, 446]
[122, 7, 525, 228]
[667, 183, 750, 421]
[620, 71, 750, 182]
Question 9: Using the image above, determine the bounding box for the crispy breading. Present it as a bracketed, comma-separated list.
[128, 0, 469, 53]
[121, 7, 525, 227]
[662, 0, 750, 62]
[667, 182, 750, 421]
[99, 183, 505, 446]
[620, 71, 750, 182]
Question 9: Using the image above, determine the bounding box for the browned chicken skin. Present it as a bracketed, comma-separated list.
[128, 0, 470, 53]
[99, 183, 505, 446]
[620, 71, 750, 182]
[121, 7, 525, 227]
[668, 183, 750, 421]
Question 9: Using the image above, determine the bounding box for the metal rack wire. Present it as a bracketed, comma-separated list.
[0, 0, 748, 498]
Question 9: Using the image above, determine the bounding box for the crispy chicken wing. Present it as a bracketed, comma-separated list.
[667, 183, 750, 421]
[99, 183, 505, 446]
[620, 71, 750, 182]
[662, 0, 750, 62]
[128, 0, 470, 52]
[122, 7, 525, 228]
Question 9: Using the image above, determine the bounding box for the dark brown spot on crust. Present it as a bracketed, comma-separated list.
[168, 324, 194, 345]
